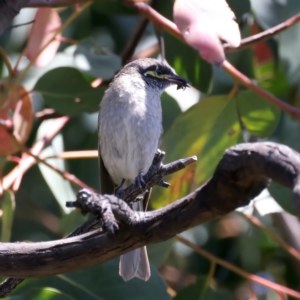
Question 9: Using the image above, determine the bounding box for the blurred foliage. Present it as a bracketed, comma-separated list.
[0, 0, 300, 299]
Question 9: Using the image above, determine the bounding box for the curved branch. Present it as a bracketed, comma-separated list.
[0, 142, 299, 279]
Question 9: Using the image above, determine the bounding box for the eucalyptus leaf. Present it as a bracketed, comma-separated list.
[161, 92, 182, 133]
[1, 190, 15, 242]
[36, 120, 76, 214]
[175, 276, 232, 300]
[11, 258, 171, 300]
[34, 67, 105, 115]
[74, 38, 122, 80]
[152, 95, 243, 208]
[236, 90, 281, 138]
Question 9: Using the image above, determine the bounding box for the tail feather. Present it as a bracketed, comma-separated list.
[119, 200, 150, 281]
[119, 246, 150, 281]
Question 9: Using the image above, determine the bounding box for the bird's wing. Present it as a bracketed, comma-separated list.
[98, 143, 115, 195]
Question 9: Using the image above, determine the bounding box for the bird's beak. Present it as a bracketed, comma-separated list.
[164, 74, 191, 90]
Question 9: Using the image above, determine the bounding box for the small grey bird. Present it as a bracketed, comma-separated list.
[98, 58, 189, 281]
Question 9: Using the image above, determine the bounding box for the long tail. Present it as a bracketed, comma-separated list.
[119, 246, 150, 281]
[119, 200, 151, 281]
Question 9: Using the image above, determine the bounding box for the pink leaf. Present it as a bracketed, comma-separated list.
[24, 8, 62, 67]
[173, 0, 241, 66]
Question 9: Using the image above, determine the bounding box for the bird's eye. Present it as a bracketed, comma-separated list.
[156, 69, 162, 76]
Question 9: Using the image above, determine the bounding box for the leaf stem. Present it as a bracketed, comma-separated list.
[176, 235, 300, 299]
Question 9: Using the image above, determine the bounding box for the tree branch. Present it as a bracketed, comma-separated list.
[224, 12, 300, 52]
[0, 142, 299, 280]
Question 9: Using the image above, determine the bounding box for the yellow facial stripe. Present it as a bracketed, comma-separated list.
[145, 70, 167, 79]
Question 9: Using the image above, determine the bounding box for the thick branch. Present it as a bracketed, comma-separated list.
[0, 142, 299, 278]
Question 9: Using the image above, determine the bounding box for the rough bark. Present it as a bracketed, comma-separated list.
[0, 142, 298, 279]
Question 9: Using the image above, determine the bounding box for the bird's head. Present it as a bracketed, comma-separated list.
[118, 58, 190, 91]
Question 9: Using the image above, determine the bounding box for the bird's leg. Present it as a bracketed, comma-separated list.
[134, 172, 146, 190]
[115, 179, 125, 198]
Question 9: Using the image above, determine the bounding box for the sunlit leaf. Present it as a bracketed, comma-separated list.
[152, 95, 243, 208]
[24, 8, 62, 67]
[236, 90, 281, 138]
[1, 190, 15, 242]
[36, 119, 76, 214]
[34, 67, 105, 115]
[0, 86, 33, 155]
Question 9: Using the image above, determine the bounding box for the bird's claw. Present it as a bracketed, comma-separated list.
[115, 179, 125, 198]
[134, 172, 146, 190]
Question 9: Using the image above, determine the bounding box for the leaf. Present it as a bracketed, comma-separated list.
[158, 0, 213, 93]
[24, 8, 62, 67]
[11, 258, 171, 300]
[20, 287, 75, 300]
[34, 67, 105, 115]
[174, 276, 233, 300]
[1, 190, 15, 242]
[236, 90, 281, 138]
[147, 239, 174, 268]
[226, 0, 251, 21]
[74, 38, 122, 80]
[36, 119, 76, 214]
[269, 112, 300, 215]
[0, 86, 33, 155]
[251, 0, 300, 85]
[92, 0, 135, 15]
[255, 61, 290, 97]
[161, 92, 182, 133]
[152, 95, 243, 208]
[173, 0, 241, 65]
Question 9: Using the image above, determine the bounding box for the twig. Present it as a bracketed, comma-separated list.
[9, 131, 94, 191]
[121, 17, 150, 65]
[242, 213, 300, 261]
[176, 235, 300, 300]
[2, 117, 69, 190]
[26, 0, 92, 7]
[13, 2, 92, 89]
[131, 2, 300, 121]
[224, 13, 300, 52]
[222, 60, 300, 120]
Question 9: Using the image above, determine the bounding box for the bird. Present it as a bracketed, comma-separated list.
[98, 58, 190, 282]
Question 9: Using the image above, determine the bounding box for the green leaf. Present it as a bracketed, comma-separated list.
[174, 276, 232, 300]
[21, 287, 74, 300]
[1, 190, 15, 242]
[148, 239, 174, 268]
[255, 61, 290, 97]
[36, 120, 76, 214]
[91, 0, 135, 15]
[74, 38, 122, 80]
[268, 112, 300, 215]
[226, 0, 251, 21]
[236, 90, 281, 138]
[161, 92, 182, 133]
[11, 258, 171, 300]
[152, 95, 243, 208]
[34, 67, 105, 115]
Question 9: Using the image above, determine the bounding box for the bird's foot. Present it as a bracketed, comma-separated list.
[115, 179, 125, 198]
[134, 172, 146, 190]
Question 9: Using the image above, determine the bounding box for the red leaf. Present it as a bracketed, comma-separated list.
[24, 8, 62, 67]
[0, 87, 34, 155]
[173, 0, 241, 65]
